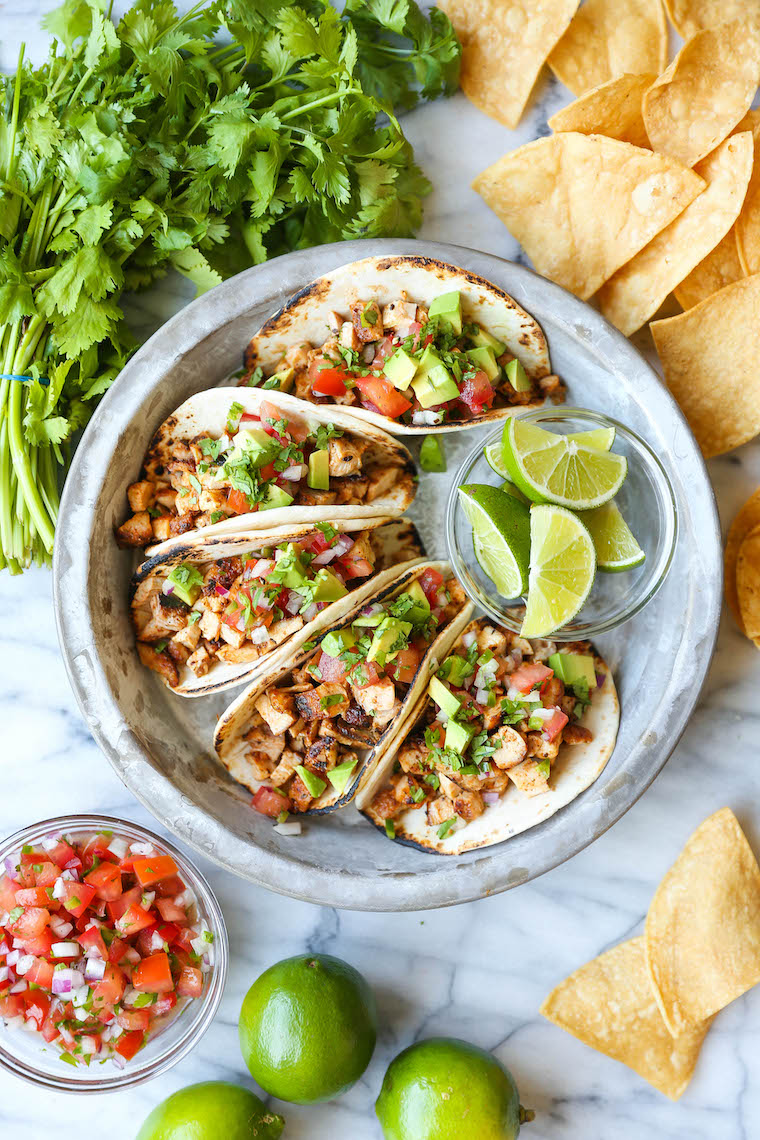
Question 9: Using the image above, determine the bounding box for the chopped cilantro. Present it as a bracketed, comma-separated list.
[8, 906, 23, 923]
[384, 819, 396, 838]
[536, 759, 551, 779]
[210, 510, 225, 524]
[226, 402, 244, 434]
[437, 817, 456, 839]
[199, 438, 223, 460]
[187, 610, 202, 624]
[320, 693, 344, 710]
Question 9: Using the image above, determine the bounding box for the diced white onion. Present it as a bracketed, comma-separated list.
[250, 625, 270, 645]
[435, 707, 449, 724]
[5, 1015, 24, 1030]
[274, 820, 303, 836]
[85, 957, 107, 982]
[61, 868, 78, 883]
[531, 707, 555, 722]
[129, 841, 155, 856]
[247, 558, 274, 579]
[151, 930, 165, 952]
[51, 942, 80, 958]
[107, 837, 129, 860]
[475, 687, 489, 705]
[302, 603, 318, 622]
[80, 1035, 99, 1055]
[280, 464, 307, 482]
[5, 950, 19, 967]
[9, 981, 27, 994]
[0, 967, 8, 984]
[141, 891, 156, 908]
[71, 985, 90, 1008]
[312, 547, 338, 566]
[462, 631, 477, 649]
[15, 955, 35, 976]
[284, 590, 303, 616]
[411, 410, 442, 426]
[332, 533, 354, 557]
[49, 915, 72, 938]
[74, 1005, 90, 1022]
[483, 792, 500, 805]
[41, 836, 61, 852]
[122, 986, 140, 1007]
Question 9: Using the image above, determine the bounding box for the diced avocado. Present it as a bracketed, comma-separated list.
[547, 652, 597, 689]
[165, 563, 203, 606]
[445, 718, 475, 754]
[327, 757, 359, 794]
[295, 765, 327, 799]
[411, 365, 459, 409]
[470, 325, 506, 356]
[467, 346, 500, 382]
[320, 628, 356, 658]
[311, 568, 349, 605]
[308, 450, 330, 491]
[444, 654, 472, 687]
[352, 609, 385, 629]
[505, 358, 532, 392]
[415, 344, 444, 378]
[428, 291, 462, 336]
[260, 485, 294, 512]
[270, 544, 309, 589]
[419, 434, 446, 473]
[406, 579, 430, 614]
[232, 427, 280, 467]
[367, 616, 412, 666]
[428, 676, 461, 719]
[269, 366, 294, 393]
[384, 348, 418, 391]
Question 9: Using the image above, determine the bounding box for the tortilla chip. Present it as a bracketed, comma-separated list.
[664, 0, 760, 40]
[548, 0, 667, 96]
[737, 526, 760, 644]
[473, 133, 705, 300]
[650, 275, 760, 457]
[598, 133, 753, 335]
[642, 21, 760, 169]
[541, 938, 708, 1100]
[646, 808, 760, 1037]
[548, 73, 654, 148]
[724, 489, 760, 631]
[673, 228, 744, 309]
[734, 112, 760, 276]
[437, 0, 579, 129]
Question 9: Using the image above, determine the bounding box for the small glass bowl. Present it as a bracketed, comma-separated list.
[446, 407, 678, 640]
[0, 814, 228, 1094]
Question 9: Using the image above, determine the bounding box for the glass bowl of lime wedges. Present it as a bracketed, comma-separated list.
[446, 407, 677, 640]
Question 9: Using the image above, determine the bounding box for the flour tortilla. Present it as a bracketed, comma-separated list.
[243, 254, 552, 435]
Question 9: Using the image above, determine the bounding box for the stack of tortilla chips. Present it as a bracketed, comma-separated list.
[541, 808, 760, 1098]
[725, 489, 760, 645]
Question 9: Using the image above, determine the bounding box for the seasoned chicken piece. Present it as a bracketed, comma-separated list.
[347, 531, 374, 567]
[396, 736, 429, 776]
[538, 373, 565, 403]
[140, 596, 189, 641]
[243, 725, 286, 764]
[284, 342, 312, 371]
[508, 759, 550, 797]
[476, 624, 507, 659]
[132, 577, 164, 608]
[333, 476, 369, 504]
[304, 736, 338, 776]
[151, 515, 172, 542]
[560, 693, 577, 717]
[137, 642, 179, 687]
[294, 688, 322, 722]
[169, 514, 196, 537]
[353, 676, 397, 719]
[365, 466, 400, 504]
[116, 512, 153, 547]
[339, 321, 360, 351]
[381, 298, 416, 332]
[288, 774, 314, 813]
[351, 299, 383, 343]
[217, 644, 265, 664]
[294, 372, 315, 402]
[314, 682, 350, 719]
[220, 622, 246, 649]
[255, 690, 298, 736]
[244, 751, 275, 782]
[155, 488, 177, 511]
[481, 764, 510, 795]
[427, 796, 456, 827]
[480, 702, 502, 732]
[393, 774, 425, 808]
[186, 644, 211, 677]
[198, 484, 227, 514]
[438, 772, 462, 801]
[298, 488, 337, 507]
[199, 610, 222, 642]
[371, 788, 401, 820]
[269, 748, 302, 788]
[541, 676, 565, 708]
[563, 723, 593, 745]
[491, 725, 528, 770]
[128, 481, 155, 512]
[172, 622, 202, 653]
[439, 765, 483, 793]
[525, 732, 560, 761]
[269, 615, 304, 645]
[328, 436, 364, 478]
[173, 474, 199, 514]
[452, 788, 484, 822]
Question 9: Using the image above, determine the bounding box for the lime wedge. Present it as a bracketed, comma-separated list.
[521, 505, 596, 637]
[503, 418, 627, 510]
[579, 501, 645, 573]
[484, 439, 512, 480]
[569, 426, 615, 451]
[458, 484, 531, 598]
[500, 480, 530, 506]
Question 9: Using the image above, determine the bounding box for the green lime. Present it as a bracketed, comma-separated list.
[503, 418, 627, 509]
[484, 439, 512, 480]
[499, 480, 530, 506]
[569, 426, 615, 451]
[239, 954, 377, 1104]
[136, 1081, 284, 1140]
[579, 501, 645, 572]
[521, 504, 596, 637]
[458, 484, 531, 598]
[375, 1037, 531, 1140]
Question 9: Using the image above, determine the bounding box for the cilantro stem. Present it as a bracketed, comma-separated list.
[280, 87, 361, 122]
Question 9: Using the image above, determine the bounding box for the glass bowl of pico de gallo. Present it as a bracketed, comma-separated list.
[0, 814, 228, 1093]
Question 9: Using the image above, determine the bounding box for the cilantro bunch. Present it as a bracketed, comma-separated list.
[0, 0, 460, 573]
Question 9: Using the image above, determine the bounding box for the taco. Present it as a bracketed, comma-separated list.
[357, 618, 619, 854]
[131, 518, 425, 698]
[115, 387, 416, 554]
[213, 562, 473, 816]
[241, 255, 561, 433]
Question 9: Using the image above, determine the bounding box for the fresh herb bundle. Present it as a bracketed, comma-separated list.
[0, 0, 460, 573]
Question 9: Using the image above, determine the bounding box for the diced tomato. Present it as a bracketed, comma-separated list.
[176, 966, 203, 998]
[115, 1030, 144, 1061]
[116, 904, 155, 937]
[350, 659, 382, 689]
[509, 662, 553, 694]
[258, 399, 285, 426]
[25, 957, 55, 989]
[9, 907, 49, 940]
[369, 335, 397, 367]
[172, 928, 199, 955]
[84, 862, 122, 901]
[42, 840, 76, 869]
[353, 374, 412, 420]
[20, 929, 55, 957]
[81, 834, 114, 870]
[131, 855, 179, 888]
[0, 875, 18, 911]
[14, 887, 49, 908]
[153, 992, 178, 1017]
[239, 412, 260, 424]
[311, 367, 349, 398]
[303, 530, 332, 555]
[155, 898, 188, 924]
[22, 989, 51, 1026]
[226, 487, 253, 515]
[458, 369, 495, 413]
[106, 886, 142, 923]
[133, 951, 174, 994]
[91, 964, 126, 1011]
[60, 880, 96, 918]
[543, 708, 569, 742]
[78, 925, 108, 960]
[137, 926, 162, 958]
[33, 862, 60, 889]
[317, 650, 348, 683]
[385, 645, 422, 686]
[41, 1010, 60, 1043]
[251, 787, 291, 818]
[107, 937, 130, 965]
[338, 551, 374, 580]
[417, 567, 444, 606]
[117, 1008, 151, 1032]
[0, 994, 25, 1019]
[153, 875, 185, 899]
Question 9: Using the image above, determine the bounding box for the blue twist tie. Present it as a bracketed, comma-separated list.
[0, 373, 50, 386]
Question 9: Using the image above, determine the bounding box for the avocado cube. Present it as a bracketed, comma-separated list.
[416, 344, 444, 377]
[352, 610, 386, 628]
[295, 765, 326, 799]
[428, 291, 462, 336]
[445, 718, 475, 754]
[428, 676, 462, 719]
[270, 543, 308, 589]
[505, 358, 532, 392]
[260, 484, 294, 512]
[470, 325, 506, 356]
[311, 568, 349, 605]
[384, 348, 418, 391]
[411, 364, 459, 409]
[547, 652, 597, 689]
[308, 450, 330, 490]
[367, 617, 412, 666]
[404, 580, 431, 622]
[269, 366, 294, 393]
[320, 628, 356, 658]
[232, 427, 280, 467]
[467, 346, 500, 381]
[327, 757, 359, 795]
[444, 654, 472, 687]
[165, 563, 202, 606]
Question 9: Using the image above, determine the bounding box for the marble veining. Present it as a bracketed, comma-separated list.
[2, 3, 760, 1137]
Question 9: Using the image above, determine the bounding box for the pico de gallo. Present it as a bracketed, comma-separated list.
[369, 620, 601, 840]
[116, 398, 412, 549]
[132, 524, 399, 688]
[224, 566, 467, 820]
[0, 829, 214, 1068]
[244, 291, 565, 427]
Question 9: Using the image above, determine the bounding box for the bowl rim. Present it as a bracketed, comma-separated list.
[53, 237, 722, 912]
[0, 813, 228, 1093]
[447, 406, 679, 638]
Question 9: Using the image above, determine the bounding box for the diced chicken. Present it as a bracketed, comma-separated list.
[132, 577, 164, 608]
[365, 466, 399, 504]
[243, 725, 286, 764]
[288, 775, 314, 813]
[541, 677, 564, 707]
[155, 488, 177, 511]
[396, 737, 429, 775]
[538, 373, 565, 403]
[476, 624, 507, 659]
[438, 772, 463, 801]
[186, 645, 212, 677]
[314, 682, 350, 719]
[220, 623, 246, 649]
[298, 489, 337, 506]
[393, 774, 425, 808]
[491, 725, 528, 770]
[294, 372, 315, 401]
[351, 299, 383, 343]
[217, 644, 265, 664]
[171, 622, 202, 653]
[371, 788, 401, 820]
[508, 759, 551, 797]
[173, 474, 199, 514]
[199, 610, 222, 642]
[255, 690, 298, 736]
[347, 530, 374, 566]
[284, 342, 312, 371]
[526, 732, 560, 761]
[268, 615, 304, 645]
[151, 515, 172, 543]
[304, 736, 338, 776]
[353, 676, 397, 719]
[563, 723, 593, 745]
[427, 796, 456, 827]
[294, 688, 322, 722]
[269, 748, 301, 788]
[481, 703, 502, 732]
[243, 751, 275, 782]
[333, 476, 369, 504]
[481, 763, 510, 795]
[140, 594, 189, 641]
[116, 512, 153, 548]
[128, 481, 155, 512]
[198, 483, 227, 514]
[169, 515, 196, 537]
[137, 642, 179, 687]
[452, 788, 484, 822]
[560, 693, 577, 717]
[381, 298, 416, 333]
[328, 436, 365, 478]
[339, 321, 360, 351]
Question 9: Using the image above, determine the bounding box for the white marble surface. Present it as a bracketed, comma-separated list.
[2, 4, 760, 1138]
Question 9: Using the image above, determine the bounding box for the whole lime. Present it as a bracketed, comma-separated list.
[376, 1037, 531, 1140]
[135, 1080, 284, 1140]
[239, 953, 377, 1104]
